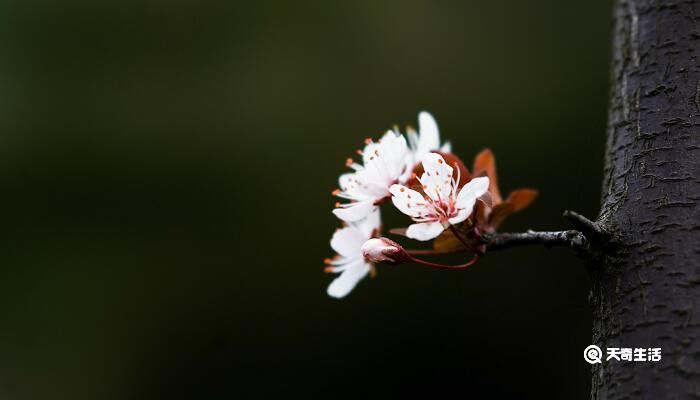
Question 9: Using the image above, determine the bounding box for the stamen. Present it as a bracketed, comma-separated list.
[453, 161, 462, 192]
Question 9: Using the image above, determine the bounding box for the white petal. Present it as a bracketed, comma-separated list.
[455, 177, 490, 210]
[448, 209, 470, 225]
[330, 226, 366, 258]
[338, 173, 373, 201]
[386, 134, 409, 177]
[440, 141, 452, 153]
[397, 158, 415, 184]
[406, 221, 445, 241]
[389, 184, 429, 218]
[374, 131, 409, 179]
[327, 260, 371, 298]
[417, 111, 440, 155]
[418, 153, 454, 201]
[356, 209, 381, 238]
[406, 126, 419, 151]
[332, 200, 376, 222]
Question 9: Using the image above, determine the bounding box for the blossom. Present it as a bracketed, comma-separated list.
[389, 153, 490, 241]
[332, 131, 410, 222]
[431, 149, 538, 253]
[406, 111, 451, 165]
[360, 237, 405, 264]
[324, 210, 381, 298]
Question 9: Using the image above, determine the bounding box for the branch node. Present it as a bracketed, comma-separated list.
[563, 210, 608, 241]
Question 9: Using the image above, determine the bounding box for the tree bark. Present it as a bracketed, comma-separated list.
[593, 0, 700, 398]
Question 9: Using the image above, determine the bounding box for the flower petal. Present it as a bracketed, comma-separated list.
[356, 209, 381, 238]
[338, 173, 370, 201]
[379, 131, 408, 177]
[330, 226, 366, 258]
[389, 184, 430, 218]
[417, 111, 440, 155]
[362, 131, 409, 182]
[418, 153, 454, 202]
[455, 176, 490, 211]
[406, 126, 419, 152]
[406, 221, 445, 241]
[448, 209, 470, 225]
[332, 200, 376, 222]
[327, 260, 371, 298]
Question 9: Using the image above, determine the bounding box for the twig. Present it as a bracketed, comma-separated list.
[407, 253, 481, 270]
[483, 230, 587, 251]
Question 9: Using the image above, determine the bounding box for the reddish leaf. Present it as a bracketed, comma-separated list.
[488, 203, 515, 230]
[433, 230, 464, 252]
[472, 149, 502, 203]
[506, 189, 538, 212]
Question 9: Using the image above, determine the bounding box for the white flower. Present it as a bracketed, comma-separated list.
[406, 111, 452, 165]
[389, 153, 490, 241]
[332, 131, 410, 222]
[325, 210, 381, 298]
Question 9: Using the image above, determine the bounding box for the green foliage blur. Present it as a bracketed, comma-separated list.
[0, 1, 610, 399]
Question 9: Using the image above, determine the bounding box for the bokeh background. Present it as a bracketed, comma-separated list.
[0, 1, 612, 399]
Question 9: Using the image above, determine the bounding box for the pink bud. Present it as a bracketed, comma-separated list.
[361, 237, 405, 264]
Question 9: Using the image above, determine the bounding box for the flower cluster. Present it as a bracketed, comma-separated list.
[324, 112, 537, 298]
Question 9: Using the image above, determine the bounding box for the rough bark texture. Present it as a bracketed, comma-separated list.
[593, 0, 700, 398]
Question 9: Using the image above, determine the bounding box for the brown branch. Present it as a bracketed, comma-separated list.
[481, 210, 605, 255]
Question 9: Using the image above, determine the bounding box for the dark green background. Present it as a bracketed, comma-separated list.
[0, 1, 611, 399]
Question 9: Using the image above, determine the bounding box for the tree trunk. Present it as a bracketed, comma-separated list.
[593, 0, 700, 398]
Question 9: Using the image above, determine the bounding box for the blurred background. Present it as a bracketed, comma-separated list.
[0, 1, 611, 399]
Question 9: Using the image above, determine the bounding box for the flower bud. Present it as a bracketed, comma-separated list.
[361, 237, 406, 265]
